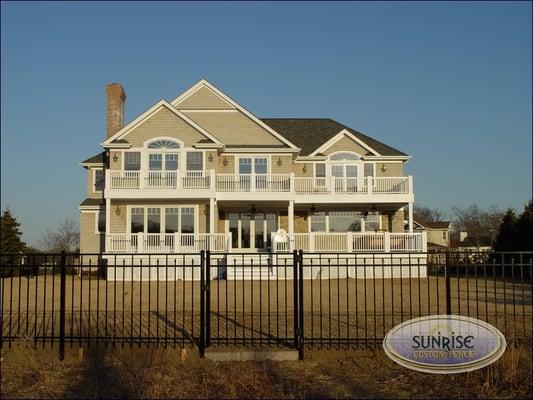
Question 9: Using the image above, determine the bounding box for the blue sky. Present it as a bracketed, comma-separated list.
[1, 2, 531, 246]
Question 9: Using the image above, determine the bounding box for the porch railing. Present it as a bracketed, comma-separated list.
[108, 170, 213, 190]
[106, 170, 411, 196]
[105, 233, 228, 253]
[272, 232, 427, 253]
[216, 174, 291, 192]
[293, 176, 411, 195]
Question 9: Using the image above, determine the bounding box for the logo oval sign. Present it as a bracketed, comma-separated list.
[383, 315, 506, 374]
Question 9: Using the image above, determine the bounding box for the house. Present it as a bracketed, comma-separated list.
[412, 219, 451, 249]
[79, 79, 426, 266]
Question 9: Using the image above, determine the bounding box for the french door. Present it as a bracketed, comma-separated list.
[330, 164, 358, 193]
[147, 153, 179, 188]
[238, 157, 268, 190]
[228, 213, 277, 250]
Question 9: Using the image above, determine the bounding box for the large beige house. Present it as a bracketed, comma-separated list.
[79, 79, 426, 258]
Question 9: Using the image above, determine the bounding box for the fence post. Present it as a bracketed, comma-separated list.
[445, 251, 452, 315]
[59, 251, 67, 361]
[199, 250, 205, 358]
[298, 250, 304, 360]
[292, 250, 299, 351]
[205, 250, 211, 348]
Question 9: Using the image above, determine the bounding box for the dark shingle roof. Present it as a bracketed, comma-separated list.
[80, 152, 105, 164]
[414, 219, 451, 229]
[260, 118, 407, 156]
[80, 199, 105, 207]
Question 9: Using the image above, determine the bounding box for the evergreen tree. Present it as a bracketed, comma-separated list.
[493, 209, 517, 252]
[516, 201, 533, 252]
[0, 208, 25, 254]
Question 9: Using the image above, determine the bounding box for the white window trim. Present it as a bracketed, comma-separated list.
[234, 154, 271, 175]
[95, 211, 106, 234]
[126, 204, 200, 234]
[92, 168, 105, 193]
[120, 147, 206, 172]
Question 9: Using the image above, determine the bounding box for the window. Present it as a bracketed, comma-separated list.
[124, 152, 141, 171]
[94, 169, 105, 191]
[329, 211, 361, 232]
[186, 152, 203, 171]
[181, 208, 195, 233]
[97, 212, 106, 233]
[165, 154, 179, 170]
[443, 231, 447, 240]
[254, 158, 268, 174]
[365, 212, 380, 232]
[329, 152, 359, 161]
[147, 208, 161, 233]
[131, 208, 144, 233]
[239, 158, 252, 174]
[363, 163, 375, 177]
[315, 163, 326, 178]
[147, 139, 180, 149]
[148, 154, 163, 170]
[165, 208, 179, 233]
[310, 212, 326, 232]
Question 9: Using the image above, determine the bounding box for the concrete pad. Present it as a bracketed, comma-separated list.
[205, 349, 299, 361]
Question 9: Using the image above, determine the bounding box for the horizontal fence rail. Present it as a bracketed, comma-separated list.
[108, 170, 212, 190]
[1, 251, 531, 360]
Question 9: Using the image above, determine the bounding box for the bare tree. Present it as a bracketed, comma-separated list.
[414, 204, 446, 222]
[452, 204, 504, 249]
[38, 219, 80, 252]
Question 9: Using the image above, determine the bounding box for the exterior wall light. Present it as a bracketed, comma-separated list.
[113, 152, 118, 162]
[381, 164, 387, 172]
[277, 157, 282, 167]
[222, 156, 228, 166]
[208, 153, 214, 163]
[302, 164, 307, 173]
[115, 206, 121, 216]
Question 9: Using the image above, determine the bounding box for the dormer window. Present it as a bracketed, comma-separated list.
[147, 139, 180, 149]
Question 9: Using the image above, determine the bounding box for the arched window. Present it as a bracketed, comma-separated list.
[147, 139, 180, 149]
[329, 152, 359, 161]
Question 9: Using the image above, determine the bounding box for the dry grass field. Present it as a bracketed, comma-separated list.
[1, 342, 532, 399]
[2, 275, 532, 346]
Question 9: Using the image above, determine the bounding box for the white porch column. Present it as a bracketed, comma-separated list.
[209, 198, 216, 234]
[408, 202, 413, 233]
[288, 200, 294, 235]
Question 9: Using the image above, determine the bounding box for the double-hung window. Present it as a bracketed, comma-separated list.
[94, 169, 105, 191]
[186, 152, 203, 171]
[124, 152, 141, 171]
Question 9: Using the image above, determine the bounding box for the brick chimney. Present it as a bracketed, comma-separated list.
[106, 83, 126, 138]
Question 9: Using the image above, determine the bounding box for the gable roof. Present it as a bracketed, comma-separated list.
[80, 152, 105, 166]
[101, 100, 222, 147]
[260, 118, 408, 157]
[172, 79, 299, 150]
[414, 219, 451, 230]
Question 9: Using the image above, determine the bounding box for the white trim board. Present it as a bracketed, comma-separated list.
[171, 79, 300, 151]
[101, 100, 222, 147]
[310, 129, 381, 157]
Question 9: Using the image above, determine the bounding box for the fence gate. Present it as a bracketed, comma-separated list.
[201, 251, 303, 357]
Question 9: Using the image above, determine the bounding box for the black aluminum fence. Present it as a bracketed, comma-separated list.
[0, 251, 531, 360]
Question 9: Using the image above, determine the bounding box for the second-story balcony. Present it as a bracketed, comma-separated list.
[105, 170, 413, 202]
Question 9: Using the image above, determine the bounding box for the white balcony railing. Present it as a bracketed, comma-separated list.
[106, 233, 228, 253]
[272, 232, 426, 253]
[216, 174, 291, 192]
[106, 170, 412, 196]
[108, 170, 213, 190]
[294, 176, 411, 195]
